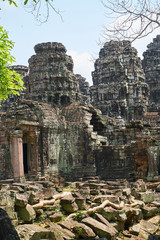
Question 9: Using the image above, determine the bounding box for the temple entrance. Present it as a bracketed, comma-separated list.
[23, 143, 28, 174]
[22, 131, 38, 178]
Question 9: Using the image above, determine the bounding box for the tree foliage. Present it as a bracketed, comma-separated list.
[102, 0, 160, 42]
[0, 26, 24, 104]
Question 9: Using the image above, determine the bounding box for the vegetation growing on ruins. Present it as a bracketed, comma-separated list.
[0, 27, 24, 104]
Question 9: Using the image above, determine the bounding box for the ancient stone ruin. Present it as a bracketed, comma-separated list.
[91, 40, 149, 121]
[0, 38, 160, 240]
[0, 177, 160, 240]
[0, 38, 160, 183]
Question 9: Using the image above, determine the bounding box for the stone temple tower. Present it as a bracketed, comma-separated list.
[91, 40, 149, 121]
[24, 42, 80, 107]
[143, 35, 160, 112]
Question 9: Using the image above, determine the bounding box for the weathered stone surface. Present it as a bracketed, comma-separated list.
[76, 74, 90, 103]
[91, 40, 149, 121]
[49, 212, 63, 222]
[60, 195, 78, 213]
[82, 216, 118, 239]
[142, 206, 160, 219]
[135, 191, 154, 203]
[16, 204, 36, 223]
[0, 191, 16, 220]
[25, 42, 80, 107]
[50, 223, 76, 239]
[28, 191, 42, 205]
[143, 35, 160, 114]
[129, 220, 159, 237]
[16, 224, 56, 240]
[148, 215, 160, 225]
[93, 195, 120, 204]
[138, 220, 159, 238]
[129, 223, 141, 236]
[124, 206, 143, 227]
[94, 212, 124, 231]
[43, 188, 54, 200]
[72, 222, 96, 239]
[15, 194, 28, 207]
[0, 208, 20, 240]
[72, 192, 87, 210]
[101, 206, 126, 223]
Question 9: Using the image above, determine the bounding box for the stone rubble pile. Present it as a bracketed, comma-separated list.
[0, 177, 159, 240]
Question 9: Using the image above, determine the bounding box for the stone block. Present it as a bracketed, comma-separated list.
[82, 216, 118, 239]
[16, 204, 36, 223]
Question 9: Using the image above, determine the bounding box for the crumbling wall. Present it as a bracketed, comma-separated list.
[0, 113, 11, 179]
[76, 74, 90, 103]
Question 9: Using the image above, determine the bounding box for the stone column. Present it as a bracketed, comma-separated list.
[28, 131, 38, 177]
[147, 146, 159, 180]
[10, 130, 24, 181]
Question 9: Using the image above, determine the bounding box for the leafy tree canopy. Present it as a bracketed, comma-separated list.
[0, 26, 24, 104]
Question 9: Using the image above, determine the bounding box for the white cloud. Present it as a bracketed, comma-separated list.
[67, 50, 94, 86]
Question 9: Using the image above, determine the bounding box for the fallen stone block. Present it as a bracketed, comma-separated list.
[135, 191, 154, 203]
[50, 223, 76, 239]
[60, 195, 78, 213]
[72, 222, 96, 238]
[142, 206, 160, 219]
[82, 216, 118, 239]
[16, 204, 36, 223]
[16, 224, 56, 240]
[93, 195, 120, 204]
[15, 193, 28, 207]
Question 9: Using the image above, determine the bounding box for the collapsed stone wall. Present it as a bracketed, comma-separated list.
[0, 113, 11, 179]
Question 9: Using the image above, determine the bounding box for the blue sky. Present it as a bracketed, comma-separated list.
[0, 0, 160, 85]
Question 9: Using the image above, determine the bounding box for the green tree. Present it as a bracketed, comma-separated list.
[0, 26, 24, 104]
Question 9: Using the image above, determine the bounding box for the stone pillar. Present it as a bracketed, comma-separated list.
[28, 131, 38, 177]
[10, 130, 24, 181]
[147, 146, 159, 180]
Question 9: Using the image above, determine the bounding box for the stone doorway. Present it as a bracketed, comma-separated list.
[22, 130, 38, 178]
[23, 143, 28, 174]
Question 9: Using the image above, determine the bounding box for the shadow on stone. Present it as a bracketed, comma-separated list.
[0, 208, 20, 240]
